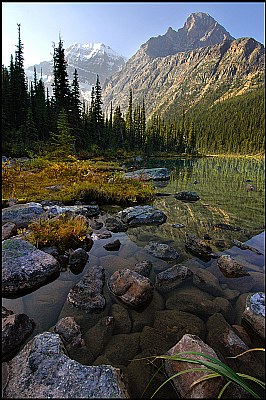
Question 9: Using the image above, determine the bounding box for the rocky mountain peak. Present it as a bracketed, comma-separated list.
[142, 12, 235, 58]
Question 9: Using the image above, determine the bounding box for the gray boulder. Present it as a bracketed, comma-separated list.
[119, 205, 167, 226]
[144, 241, 179, 261]
[108, 268, 154, 308]
[124, 167, 170, 181]
[68, 248, 89, 274]
[132, 260, 152, 277]
[2, 202, 45, 228]
[67, 265, 106, 313]
[53, 316, 85, 348]
[2, 306, 34, 360]
[3, 332, 129, 398]
[2, 238, 60, 295]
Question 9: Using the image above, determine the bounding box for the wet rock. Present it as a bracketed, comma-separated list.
[108, 268, 154, 308]
[45, 204, 100, 218]
[165, 286, 234, 323]
[206, 313, 265, 387]
[89, 219, 103, 230]
[174, 191, 200, 202]
[132, 260, 152, 277]
[2, 222, 17, 240]
[105, 217, 128, 232]
[217, 254, 250, 278]
[129, 290, 165, 332]
[155, 264, 193, 292]
[185, 234, 217, 259]
[164, 334, 225, 398]
[92, 230, 112, 239]
[2, 238, 60, 295]
[232, 239, 263, 255]
[68, 248, 88, 273]
[2, 306, 34, 361]
[103, 332, 141, 366]
[2, 202, 45, 228]
[3, 332, 129, 398]
[119, 205, 167, 226]
[214, 223, 241, 231]
[84, 316, 115, 358]
[171, 223, 185, 228]
[144, 241, 179, 261]
[67, 265, 106, 313]
[192, 267, 224, 297]
[103, 239, 121, 251]
[140, 310, 206, 355]
[111, 304, 132, 334]
[232, 325, 252, 347]
[53, 316, 85, 348]
[242, 292, 265, 341]
[124, 167, 170, 181]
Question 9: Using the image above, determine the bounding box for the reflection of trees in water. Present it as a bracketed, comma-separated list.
[126, 157, 265, 258]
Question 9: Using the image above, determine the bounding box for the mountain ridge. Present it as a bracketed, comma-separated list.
[101, 12, 264, 119]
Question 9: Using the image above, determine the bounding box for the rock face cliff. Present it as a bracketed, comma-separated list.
[102, 13, 264, 119]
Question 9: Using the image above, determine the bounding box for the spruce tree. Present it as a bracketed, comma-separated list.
[52, 35, 71, 114]
[94, 74, 104, 147]
[51, 109, 75, 158]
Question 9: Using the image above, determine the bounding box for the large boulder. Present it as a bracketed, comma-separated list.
[2, 306, 34, 360]
[2, 202, 45, 228]
[2, 222, 17, 240]
[2, 238, 60, 295]
[124, 167, 170, 181]
[164, 334, 225, 398]
[144, 241, 179, 261]
[3, 332, 129, 398]
[119, 205, 167, 226]
[108, 268, 154, 308]
[67, 265, 106, 313]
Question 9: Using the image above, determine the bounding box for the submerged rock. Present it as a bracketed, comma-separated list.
[132, 260, 153, 277]
[217, 255, 250, 278]
[67, 265, 106, 313]
[185, 234, 217, 259]
[119, 205, 167, 226]
[103, 239, 121, 251]
[2, 238, 60, 295]
[174, 191, 200, 202]
[3, 332, 129, 398]
[144, 241, 179, 261]
[108, 268, 154, 308]
[155, 264, 193, 291]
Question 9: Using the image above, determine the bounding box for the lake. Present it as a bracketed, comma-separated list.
[2, 156, 265, 398]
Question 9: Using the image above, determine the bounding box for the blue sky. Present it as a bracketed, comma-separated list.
[2, 2, 265, 68]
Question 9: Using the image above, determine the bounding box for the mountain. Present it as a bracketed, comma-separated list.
[25, 42, 127, 103]
[102, 12, 264, 119]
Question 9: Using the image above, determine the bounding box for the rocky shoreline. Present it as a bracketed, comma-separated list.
[2, 171, 265, 398]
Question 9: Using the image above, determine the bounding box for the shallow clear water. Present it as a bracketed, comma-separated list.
[2, 156, 265, 398]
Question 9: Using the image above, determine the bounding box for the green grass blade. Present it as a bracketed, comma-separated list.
[218, 381, 232, 398]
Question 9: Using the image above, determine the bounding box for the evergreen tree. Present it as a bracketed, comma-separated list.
[52, 35, 71, 114]
[94, 74, 104, 147]
[69, 68, 82, 148]
[126, 88, 134, 147]
[51, 109, 75, 158]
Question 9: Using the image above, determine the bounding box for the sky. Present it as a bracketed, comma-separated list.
[2, 2, 265, 68]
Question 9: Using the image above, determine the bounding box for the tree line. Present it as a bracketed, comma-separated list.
[2, 25, 264, 158]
